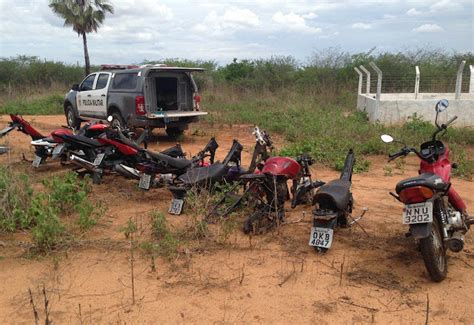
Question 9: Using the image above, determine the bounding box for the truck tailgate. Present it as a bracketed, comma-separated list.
[147, 111, 208, 119]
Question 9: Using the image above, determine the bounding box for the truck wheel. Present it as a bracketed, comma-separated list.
[110, 113, 125, 130]
[166, 127, 184, 138]
[66, 105, 80, 130]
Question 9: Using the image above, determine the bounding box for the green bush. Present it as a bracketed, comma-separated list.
[29, 193, 65, 251]
[138, 211, 180, 261]
[0, 167, 34, 231]
[0, 55, 87, 90]
[0, 94, 64, 115]
[150, 211, 169, 240]
[0, 168, 102, 251]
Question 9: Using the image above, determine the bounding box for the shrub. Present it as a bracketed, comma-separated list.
[150, 211, 169, 240]
[0, 168, 102, 251]
[0, 94, 64, 115]
[0, 167, 34, 231]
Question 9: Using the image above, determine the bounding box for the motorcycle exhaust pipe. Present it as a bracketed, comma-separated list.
[447, 232, 464, 253]
[70, 154, 98, 172]
[114, 164, 140, 180]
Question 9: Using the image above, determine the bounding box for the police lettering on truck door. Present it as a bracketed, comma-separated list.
[89, 73, 110, 117]
[76, 74, 97, 116]
[76, 73, 110, 117]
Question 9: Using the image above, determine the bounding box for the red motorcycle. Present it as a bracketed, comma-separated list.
[382, 99, 471, 282]
[0, 114, 74, 166]
[242, 155, 302, 234]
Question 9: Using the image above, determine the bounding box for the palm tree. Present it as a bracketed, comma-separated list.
[49, 0, 114, 75]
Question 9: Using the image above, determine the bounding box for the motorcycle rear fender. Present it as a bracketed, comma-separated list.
[409, 223, 432, 240]
[313, 216, 337, 229]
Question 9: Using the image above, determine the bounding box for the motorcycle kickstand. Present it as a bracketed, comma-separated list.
[348, 207, 369, 236]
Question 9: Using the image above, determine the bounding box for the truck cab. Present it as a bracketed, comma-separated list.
[64, 65, 207, 137]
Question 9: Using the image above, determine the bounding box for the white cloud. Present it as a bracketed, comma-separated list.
[192, 7, 260, 36]
[272, 11, 321, 34]
[430, 0, 463, 12]
[351, 22, 372, 30]
[221, 8, 260, 27]
[406, 8, 422, 16]
[413, 24, 444, 33]
[303, 12, 318, 19]
[113, 1, 174, 21]
[0, 0, 471, 65]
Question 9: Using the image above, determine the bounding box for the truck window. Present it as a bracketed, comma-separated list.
[95, 73, 110, 90]
[80, 74, 96, 91]
[112, 73, 138, 90]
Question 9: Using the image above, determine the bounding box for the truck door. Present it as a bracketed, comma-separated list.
[76, 73, 97, 117]
[89, 73, 110, 118]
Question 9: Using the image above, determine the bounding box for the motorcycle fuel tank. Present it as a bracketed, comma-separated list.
[50, 128, 73, 143]
[262, 156, 301, 179]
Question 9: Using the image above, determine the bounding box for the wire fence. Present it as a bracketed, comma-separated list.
[360, 68, 472, 94]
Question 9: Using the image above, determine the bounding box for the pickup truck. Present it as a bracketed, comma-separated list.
[64, 64, 208, 137]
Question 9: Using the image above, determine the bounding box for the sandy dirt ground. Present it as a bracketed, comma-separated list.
[0, 115, 473, 324]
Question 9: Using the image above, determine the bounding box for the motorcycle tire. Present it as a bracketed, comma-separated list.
[419, 217, 447, 282]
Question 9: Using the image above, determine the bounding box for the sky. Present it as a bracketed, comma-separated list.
[0, 0, 473, 65]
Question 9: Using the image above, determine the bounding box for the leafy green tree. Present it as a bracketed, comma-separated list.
[49, 0, 113, 76]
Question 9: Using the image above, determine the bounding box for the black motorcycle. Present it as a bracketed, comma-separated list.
[309, 149, 366, 252]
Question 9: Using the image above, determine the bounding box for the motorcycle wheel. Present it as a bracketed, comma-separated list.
[419, 217, 447, 282]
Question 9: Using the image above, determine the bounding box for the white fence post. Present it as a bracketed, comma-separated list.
[354, 67, 363, 95]
[359, 65, 370, 95]
[369, 62, 382, 102]
[469, 65, 474, 94]
[414, 66, 420, 99]
[455, 60, 466, 100]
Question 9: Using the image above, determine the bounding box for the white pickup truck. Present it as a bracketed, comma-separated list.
[63, 64, 208, 137]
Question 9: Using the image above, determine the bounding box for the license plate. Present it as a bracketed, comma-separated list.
[138, 173, 152, 190]
[32, 155, 42, 168]
[52, 143, 64, 158]
[169, 198, 184, 215]
[93, 153, 105, 166]
[403, 201, 433, 224]
[309, 227, 334, 248]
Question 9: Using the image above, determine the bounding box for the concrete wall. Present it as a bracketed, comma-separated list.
[356, 93, 474, 128]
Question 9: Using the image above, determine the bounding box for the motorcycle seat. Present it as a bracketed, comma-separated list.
[178, 163, 228, 185]
[146, 150, 192, 170]
[396, 173, 449, 193]
[313, 179, 351, 210]
[61, 134, 102, 148]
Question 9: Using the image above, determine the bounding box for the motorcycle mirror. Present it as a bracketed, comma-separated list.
[107, 116, 113, 123]
[435, 99, 449, 113]
[380, 134, 394, 143]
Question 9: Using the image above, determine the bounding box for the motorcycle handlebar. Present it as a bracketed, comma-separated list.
[388, 151, 404, 162]
[444, 115, 458, 127]
[388, 147, 413, 162]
